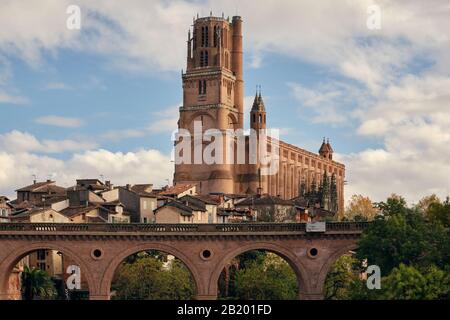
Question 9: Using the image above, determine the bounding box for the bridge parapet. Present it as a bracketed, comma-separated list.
[0, 222, 370, 234]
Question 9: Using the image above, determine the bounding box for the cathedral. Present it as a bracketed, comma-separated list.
[174, 14, 345, 214]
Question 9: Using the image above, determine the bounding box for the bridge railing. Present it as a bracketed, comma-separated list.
[0, 222, 370, 233]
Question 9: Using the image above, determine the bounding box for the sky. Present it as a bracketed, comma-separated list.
[0, 0, 450, 206]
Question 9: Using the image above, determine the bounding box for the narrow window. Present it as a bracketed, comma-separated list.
[205, 51, 208, 66]
[214, 26, 218, 47]
[199, 80, 207, 95]
[201, 27, 205, 47]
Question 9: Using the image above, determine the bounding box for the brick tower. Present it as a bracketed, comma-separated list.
[174, 15, 244, 194]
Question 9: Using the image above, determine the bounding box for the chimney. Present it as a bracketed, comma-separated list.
[257, 187, 263, 197]
[105, 180, 112, 190]
[126, 184, 131, 191]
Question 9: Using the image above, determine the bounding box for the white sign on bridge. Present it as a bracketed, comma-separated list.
[306, 222, 326, 233]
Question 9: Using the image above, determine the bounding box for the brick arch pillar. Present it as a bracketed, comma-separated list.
[207, 242, 312, 300]
[297, 242, 359, 300]
[0, 241, 99, 300]
[98, 242, 204, 300]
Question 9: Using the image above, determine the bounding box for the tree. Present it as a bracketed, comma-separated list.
[319, 170, 330, 210]
[426, 198, 450, 228]
[380, 264, 449, 300]
[374, 193, 408, 216]
[112, 255, 195, 300]
[231, 253, 298, 300]
[357, 196, 450, 275]
[416, 194, 441, 214]
[324, 255, 363, 300]
[330, 174, 338, 213]
[21, 265, 56, 300]
[344, 194, 379, 221]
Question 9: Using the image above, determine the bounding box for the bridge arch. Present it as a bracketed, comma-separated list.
[209, 241, 311, 299]
[317, 243, 359, 296]
[0, 241, 95, 299]
[100, 242, 202, 299]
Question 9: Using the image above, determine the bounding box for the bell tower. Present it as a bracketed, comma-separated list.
[174, 14, 244, 194]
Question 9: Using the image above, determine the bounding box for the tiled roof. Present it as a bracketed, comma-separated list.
[10, 208, 57, 220]
[154, 199, 206, 216]
[179, 194, 219, 206]
[60, 205, 99, 218]
[159, 183, 196, 196]
[16, 181, 66, 194]
[130, 184, 154, 196]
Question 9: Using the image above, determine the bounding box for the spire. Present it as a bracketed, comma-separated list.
[252, 85, 265, 112]
[326, 138, 334, 153]
[319, 138, 329, 154]
[319, 137, 334, 160]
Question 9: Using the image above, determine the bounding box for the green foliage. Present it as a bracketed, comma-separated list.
[347, 193, 450, 300]
[112, 254, 195, 300]
[426, 198, 450, 228]
[380, 264, 449, 300]
[21, 265, 57, 300]
[374, 194, 408, 216]
[357, 198, 449, 275]
[324, 255, 363, 300]
[233, 253, 298, 300]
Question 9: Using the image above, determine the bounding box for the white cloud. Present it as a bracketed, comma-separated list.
[35, 115, 84, 128]
[148, 105, 180, 134]
[289, 82, 362, 125]
[0, 148, 173, 198]
[0, 130, 96, 154]
[0, 91, 28, 105]
[341, 74, 450, 203]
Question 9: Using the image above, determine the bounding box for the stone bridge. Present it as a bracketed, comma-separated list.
[0, 222, 369, 300]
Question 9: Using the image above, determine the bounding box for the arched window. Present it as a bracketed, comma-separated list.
[204, 51, 208, 66]
[252, 114, 256, 123]
[259, 114, 262, 123]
